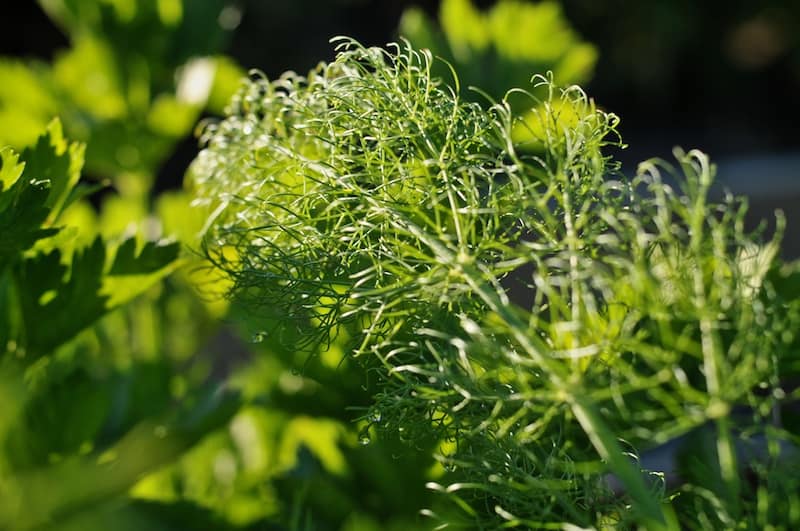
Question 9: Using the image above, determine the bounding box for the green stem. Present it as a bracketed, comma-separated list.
[402, 218, 668, 525]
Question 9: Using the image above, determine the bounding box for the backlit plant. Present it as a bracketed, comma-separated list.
[191, 38, 800, 528]
[399, 0, 597, 108]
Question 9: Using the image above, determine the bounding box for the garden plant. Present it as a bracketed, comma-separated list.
[2, 1, 800, 530]
[191, 38, 800, 529]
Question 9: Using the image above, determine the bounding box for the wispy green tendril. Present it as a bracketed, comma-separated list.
[191, 38, 799, 529]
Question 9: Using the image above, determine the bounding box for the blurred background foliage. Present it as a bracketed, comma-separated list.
[1, 0, 799, 530]
[0, 0, 243, 195]
[399, 0, 596, 105]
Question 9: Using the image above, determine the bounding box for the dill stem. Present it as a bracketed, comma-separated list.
[457, 257, 667, 526]
[686, 151, 740, 509]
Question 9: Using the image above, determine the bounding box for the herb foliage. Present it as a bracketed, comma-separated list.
[193, 38, 800, 528]
[0, 120, 222, 529]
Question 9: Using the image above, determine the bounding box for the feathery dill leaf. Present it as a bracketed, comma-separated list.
[191, 38, 800, 528]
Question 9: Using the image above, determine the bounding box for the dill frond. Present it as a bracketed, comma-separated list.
[191, 38, 800, 529]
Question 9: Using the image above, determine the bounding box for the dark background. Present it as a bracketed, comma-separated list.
[4, 0, 800, 247]
[5, 1, 799, 159]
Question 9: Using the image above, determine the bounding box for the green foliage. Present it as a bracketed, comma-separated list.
[399, 0, 596, 107]
[4, 4, 444, 529]
[0, 121, 237, 531]
[192, 38, 800, 528]
[0, 4, 249, 525]
[0, 0, 244, 192]
[0, 120, 180, 358]
[4, 3, 795, 529]
[0, 1, 458, 529]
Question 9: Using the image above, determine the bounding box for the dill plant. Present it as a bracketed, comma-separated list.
[190, 38, 800, 528]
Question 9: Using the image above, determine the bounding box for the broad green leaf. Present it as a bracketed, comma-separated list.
[0, 386, 239, 530]
[397, 7, 447, 57]
[0, 60, 58, 148]
[440, 0, 489, 61]
[0, 171, 58, 269]
[553, 42, 598, 86]
[0, 60, 57, 117]
[489, 1, 575, 62]
[0, 120, 84, 269]
[103, 238, 183, 307]
[156, 0, 183, 26]
[0, 366, 27, 467]
[98, 194, 149, 237]
[52, 36, 128, 120]
[0, 147, 24, 194]
[399, 0, 597, 110]
[206, 56, 246, 115]
[156, 191, 206, 244]
[12, 236, 179, 357]
[0, 121, 181, 358]
[278, 416, 347, 477]
[146, 94, 199, 138]
[20, 119, 85, 221]
[0, 107, 51, 150]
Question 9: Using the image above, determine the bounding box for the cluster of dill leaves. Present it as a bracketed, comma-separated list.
[190, 38, 800, 529]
